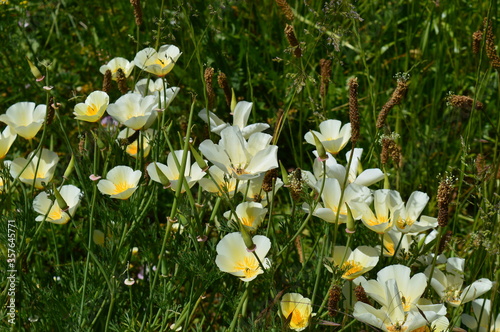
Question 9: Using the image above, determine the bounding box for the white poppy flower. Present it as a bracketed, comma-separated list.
[389, 190, 438, 233]
[147, 150, 205, 192]
[117, 128, 154, 158]
[0, 102, 46, 139]
[350, 189, 399, 234]
[99, 57, 135, 80]
[134, 45, 181, 77]
[133, 78, 180, 108]
[0, 126, 17, 159]
[462, 299, 500, 332]
[73, 90, 109, 122]
[304, 119, 351, 155]
[198, 165, 240, 197]
[224, 202, 268, 231]
[33, 185, 82, 224]
[215, 232, 271, 282]
[308, 177, 372, 224]
[326, 245, 379, 280]
[97, 165, 142, 199]
[280, 293, 315, 331]
[198, 101, 270, 139]
[354, 271, 446, 332]
[199, 126, 278, 180]
[6, 148, 59, 188]
[425, 257, 493, 307]
[107, 93, 158, 130]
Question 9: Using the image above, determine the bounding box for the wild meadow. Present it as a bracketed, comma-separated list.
[0, 0, 499, 331]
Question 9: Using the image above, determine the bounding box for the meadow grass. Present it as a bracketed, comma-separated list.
[0, 0, 499, 331]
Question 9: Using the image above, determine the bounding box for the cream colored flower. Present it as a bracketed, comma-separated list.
[425, 257, 493, 307]
[350, 189, 398, 234]
[215, 232, 271, 282]
[134, 45, 181, 77]
[199, 126, 278, 180]
[0, 102, 46, 139]
[307, 178, 371, 224]
[198, 165, 240, 197]
[97, 165, 142, 199]
[117, 128, 154, 158]
[389, 190, 438, 233]
[280, 293, 314, 331]
[73, 90, 110, 122]
[33, 185, 82, 224]
[134, 78, 180, 109]
[224, 202, 268, 231]
[304, 119, 351, 155]
[99, 57, 135, 80]
[199, 101, 270, 139]
[326, 246, 379, 280]
[107, 93, 158, 130]
[462, 299, 500, 332]
[147, 150, 205, 192]
[0, 126, 17, 159]
[6, 148, 59, 188]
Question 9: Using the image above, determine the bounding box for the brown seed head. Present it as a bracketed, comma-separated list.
[448, 95, 484, 111]
[354, 285, 370, 305]
[484, 17, 500, 70]
[437, 176, 454, 227]
[319, 59, 332, 99]
[380, 135, 401, 167]
[262, 168, 279, 192]
[473, 30, 483, 54]
[376, 79, 409, 129]
[284, 24, 302, 58]
[348, 77, 360, 145]
[275, 0, 294, 21]
[289, 168, 302, 202]
[217, 71, 232, 108]
[116, 68, 128, 94]
[328, 285, 342, 317]
[204, 67, 215, 109]
[103, 69, 112, 93]
[130, 0, 143, 26]
[46, 96, 55, 126]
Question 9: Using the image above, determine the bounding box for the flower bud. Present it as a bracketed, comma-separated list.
[238, 223, 256, 252]
[63, 154, 76, 180]
[189, 144, 208, 171]
[26, 57, 45, 81]
[345, 203, 355, 233]
[230, 88, 237, 113]
[310, 131, 328, 161]
[52, 183, 69, 212]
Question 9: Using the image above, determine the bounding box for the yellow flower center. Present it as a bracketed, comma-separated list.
[289, 309, 307, 329]
[342, 260, 363, 279]
[397, 218, 415, 229]
[233, 167, 249, 176]
[85, 103, 99, 116]
[387, 323, 408, 332]
[401, 295, 412, 312]
[240, 217, 253, 227]
[112, 181, 131, 195]
[234, 256, 260, 279]
[366, 215, 389, 226]
[126, 143, 138, 156]
[48, 205, 63, 221]
[444, 286, 462, 305]
[23, 169, 45, 180]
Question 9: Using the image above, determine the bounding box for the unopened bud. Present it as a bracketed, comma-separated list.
[152, 162, 171, 187]
[238, 223, 255, 251]
[63, 154, 76, 180]
[310, 131, 328, 161]
[52, 183, 69, 212]
[26, 57, 45, 81]
[230, 88, 237, 113]
[189, 144, 208, 171]
[345, 204, 355, 233]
